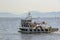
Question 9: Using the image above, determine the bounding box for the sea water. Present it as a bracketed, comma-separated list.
[0, 17, 60, 40]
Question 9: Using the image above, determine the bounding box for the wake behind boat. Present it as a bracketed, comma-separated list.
[18, 12, 58, 34]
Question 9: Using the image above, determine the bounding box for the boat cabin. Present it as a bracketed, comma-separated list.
[21, 19, 32, 27]
[19, 12, 58, 33]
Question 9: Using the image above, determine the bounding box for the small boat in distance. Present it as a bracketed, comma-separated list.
[18, 12, 58, 34]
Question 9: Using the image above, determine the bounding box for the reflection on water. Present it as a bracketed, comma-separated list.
[0, 18, 60, 40]
[21, 33, 60, 40]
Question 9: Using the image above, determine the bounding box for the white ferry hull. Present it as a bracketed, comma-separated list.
[18, 28, 58, 34]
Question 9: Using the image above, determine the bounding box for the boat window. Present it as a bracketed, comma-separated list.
[22, 29, 28, 31]
[22, 23, 29, 27]
[21, 29, 25, 31]
[34, 29, 36, 31]
[25, 29, 27, 31]
[38, 29, 40, 31]
[45, 29, 48, 31]
[30, 29, 32, 31]
[41, 29, 44, 31]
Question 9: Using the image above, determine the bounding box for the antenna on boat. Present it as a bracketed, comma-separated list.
[25, 12, 32, 20]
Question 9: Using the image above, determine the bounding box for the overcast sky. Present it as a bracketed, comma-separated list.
[0, 0, 60, 14]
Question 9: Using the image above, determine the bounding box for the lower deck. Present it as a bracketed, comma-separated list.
[19, 28, 51, 33]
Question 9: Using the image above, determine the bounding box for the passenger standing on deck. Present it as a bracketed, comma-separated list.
[40, 21, 47, 29]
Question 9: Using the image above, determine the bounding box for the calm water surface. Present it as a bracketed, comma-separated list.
[0, 18, 60, 40]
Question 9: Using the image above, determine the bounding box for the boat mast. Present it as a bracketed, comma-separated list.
[25, 12, 32, 20]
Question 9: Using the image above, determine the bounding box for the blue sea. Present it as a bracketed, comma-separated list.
[0, 17, 60, 40]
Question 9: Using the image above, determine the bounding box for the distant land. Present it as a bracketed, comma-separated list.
[20, 11, 60, 18]
[0, 12, 19, 17]
[0, 11, 60, 18]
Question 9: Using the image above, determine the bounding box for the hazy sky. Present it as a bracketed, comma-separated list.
[0, 0, 60, 14]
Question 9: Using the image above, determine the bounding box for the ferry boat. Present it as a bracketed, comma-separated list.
[18, 12, 58, 33]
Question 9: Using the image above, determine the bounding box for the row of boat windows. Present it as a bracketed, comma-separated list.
[21, 29, 48, 31]
[21, 23, 31, 27]
[21, 20, 31, 22]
